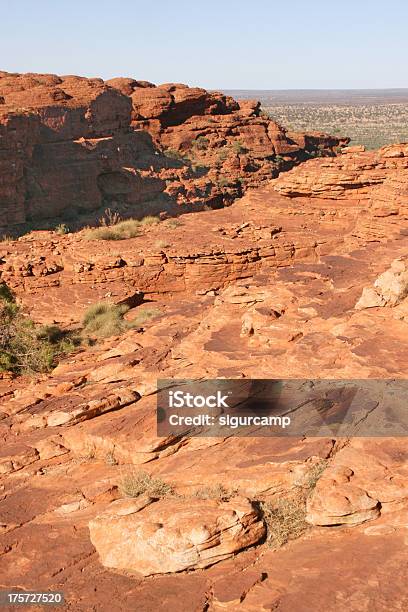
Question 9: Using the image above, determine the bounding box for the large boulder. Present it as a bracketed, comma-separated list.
[89, 496, 265, 575]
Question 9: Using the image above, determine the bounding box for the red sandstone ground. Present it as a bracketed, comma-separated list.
[1, 73, 408, 611]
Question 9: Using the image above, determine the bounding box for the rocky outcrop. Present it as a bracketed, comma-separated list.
[306, 466, 380, 525]
[0, 71, 347, 229]
[89, 496, 265, 575]
[273, 144, 408, 215]
[355, 257, 408, 309]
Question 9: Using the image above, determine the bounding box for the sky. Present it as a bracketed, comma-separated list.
[1, 0, 407, 90]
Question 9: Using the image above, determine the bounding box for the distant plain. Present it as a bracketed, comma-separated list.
[224, 89, 408, 149]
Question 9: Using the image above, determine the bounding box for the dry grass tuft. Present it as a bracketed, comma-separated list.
[258, 460, 328, 548]
[259, 494, 307, 548]
[120, 470, 173, 499]
[82, 302, 130, 338]
[193, 483, 238, 502]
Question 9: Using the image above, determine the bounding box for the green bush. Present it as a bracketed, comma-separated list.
[0, 284, 79, 374]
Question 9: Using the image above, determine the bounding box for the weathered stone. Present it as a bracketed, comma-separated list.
[89, 497, 265, 575]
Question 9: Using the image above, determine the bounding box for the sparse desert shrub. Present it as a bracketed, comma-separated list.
[54, 223, 70, 235]
[85, 216, 159, 241]
[0, 284, 79, 374]
[259, 494, 307, 548]
[217, 177, 231, 188]
[82, 302, 130, 337]
[0, 234, 13, 243]
[257, 460, 327, 548]
[120, 470, 173, 498]
[84, 219, 141, 241]
[83, 302, 161, 338]
[105, 450, 118, 466]
[154, 240, 171, 250]
[99, 207, 122, 227]
[274, 155, 285, 163]
[193, 483, 237, 502]
[138, 215, 160, 227]
[305, 459, 327, 490]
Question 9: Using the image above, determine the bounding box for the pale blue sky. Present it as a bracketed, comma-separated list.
[1, 0, 407, 89]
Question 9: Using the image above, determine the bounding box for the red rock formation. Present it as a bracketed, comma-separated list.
[0, 71, 347, 229]
[273, 144, 408, 214]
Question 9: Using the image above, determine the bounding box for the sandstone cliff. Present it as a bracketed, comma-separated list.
[0, 71, 347, 229]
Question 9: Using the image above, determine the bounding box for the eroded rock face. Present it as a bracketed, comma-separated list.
[306, 466, 380, 526]
[273, 144, 408, 215]
[0, 71, 347, 228]
[89, 496, 265, 575]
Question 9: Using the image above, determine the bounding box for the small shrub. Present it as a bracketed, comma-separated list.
[259, 494, 307, 548]
[85, 216, 160, 241]
[0, 284, 79, 374]
[217, 177, 231, 188]
[139, 215, 160, 227]
[55, 223, 69, 235]
[120, 470, 173, 498]
[105, 450, 118, 466]
[84, 219, 141, 241]
[82, 302, 130, 338]
[99, 208, 122, 227]
[193, 483, 237, 502]
[83, 302, 161, 338]
[304, 460, 327, 491]
[257, 461, 327, 548]
[0, 234, 13, 243]
[155, 240, 170, 250]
